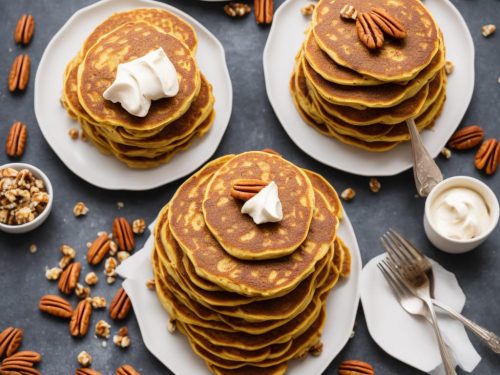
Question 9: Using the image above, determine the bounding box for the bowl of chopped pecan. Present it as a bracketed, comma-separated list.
[0, 163, 53, 233]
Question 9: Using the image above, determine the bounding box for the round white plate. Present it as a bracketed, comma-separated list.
[263, 0, 474, 176]
[117, 212, 361, 375]
[35, 0, 232, 190]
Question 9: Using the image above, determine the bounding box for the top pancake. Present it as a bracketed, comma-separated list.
[313, 0, 440, 82]
[77, 21, 201, 131]
[202, 151, 315, 260]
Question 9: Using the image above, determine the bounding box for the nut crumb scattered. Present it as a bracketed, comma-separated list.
[369, 178, 381, 193]
[482, 24, 496, 37]
[300, 3, 315, 16]
[224, 2, 251, 17]
[340, 4, 357, 21]
[95, 320, 111, 339]
[309, 341, 323, 356]
[73, 202, 88, 217]
[85, 272, 99, 286]
[29, 244, 37, 253]
[80, 130, 88, 142]
[45, 266, 63, 280]
[167, 319, 177, 334]
[113, 327, 130, 348]
[68, 127, 79, 140]
[117, 251, 130, 263]
[107, 276, 117, 285]
[60, 244, 76, 258]
[75, 283, 91, 299]
[109, 241, 118, 256]
[105, 257, 118, 277]
[341, 188, 356, 201]
[77, 351, 92, 367]
[117, 201, 125, 209]
[89, 296, 107, 309]
[440, 147, 452, 159]
[146, 279, 156, 290]
[59, 255, 73, 269]
[132, 218, 146, 234]
[444, 61, 454, 75]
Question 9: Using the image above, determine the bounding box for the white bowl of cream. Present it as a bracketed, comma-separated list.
[424, 176, 499, 253]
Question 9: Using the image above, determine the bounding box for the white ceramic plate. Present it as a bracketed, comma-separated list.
[263, 0, 474, 176]
[34, 0, 232, 190]
[117, 213, 361, 375]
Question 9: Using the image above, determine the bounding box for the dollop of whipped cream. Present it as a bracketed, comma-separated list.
[430, 187, 491, 240]
[241, 181, 283, 225]
[103, 47, 179, 117]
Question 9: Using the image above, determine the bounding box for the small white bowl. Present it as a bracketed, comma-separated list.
[424, 176, 499, 253]
[0, 163, 53, 234]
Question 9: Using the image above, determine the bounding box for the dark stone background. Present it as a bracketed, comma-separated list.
[0, 0, 498, 374]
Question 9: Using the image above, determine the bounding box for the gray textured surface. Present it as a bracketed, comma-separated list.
[0, 0, 499, 374]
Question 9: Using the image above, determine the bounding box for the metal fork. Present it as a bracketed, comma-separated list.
[382, 229, 500, 353]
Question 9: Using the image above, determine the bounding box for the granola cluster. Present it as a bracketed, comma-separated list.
[0, 168, 49, 225]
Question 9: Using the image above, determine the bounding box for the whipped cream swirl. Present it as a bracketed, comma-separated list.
[241, 181, 283, 225]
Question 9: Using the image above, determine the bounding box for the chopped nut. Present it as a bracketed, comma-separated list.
[73, 202, 88, 217]
[132, 218, 146, 234]
[45, 266, 63, 280]
[116, 201, 124, 209]
[68, 127, 79, 140]
[117, 251, 130, 263]
[309, 341, 323, 356]
[77, 351, 92, 367]
[440, 147, 452, 159]
[95, 320, 111, 339]
[75, 283, 91, 299]
[104, 257, 118, 277]
[90, 296, 106, 309]
[107, 276, 117, 285]
[300, 3, 315, 16]
[118, 327, 128, 337]
[444, 61, 454, 75]
[60, 244, 76, 258]
[113, 327, 130, 349]
[482, 24, 496, 37]
[340, 4, 358, 21]
[224, 2, 251, 17]
[84, 272, 99, 286]
[146, 279, 156, 290]
[80, 130, 88, 142]
[29, 243, 37, 253]
[369, 178, 381, 193]
[167, 319, 176, 334]
[59, 255, 73, 269]
[341, 188, 356, 201]
[109, 241, 118, 256]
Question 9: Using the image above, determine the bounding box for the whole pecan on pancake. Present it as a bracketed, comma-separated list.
[0, 327, 23, 358]
[356, 13, 384, 50]
[76, 368, 102, 375]
[39, 295, 73, 319]
[338, 359, 375, 375]
[0, 350, 41, 374]
[448, 125, 484, 150]
[14, 14, 35, 45]
[5, 121, 27, 158]
[370, 8, 407, 39]
[475, 139, 499, 175]
[109, 287, 132, 320]
[113, 217, 135, 252]
[116, 364, 141, 375]
[230, 179, 268, 201]
[58, 261, 81, 295]
[69, 299, 92, 337]
[87, 233, 111, 265]
[8, 54, 30, 92]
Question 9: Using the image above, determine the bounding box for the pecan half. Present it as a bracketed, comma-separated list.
[14, 14, 35, 45]
[5, 121, 27, 158]
[116, 364, 140, 375]
[109, 287, 132, 320]
[39, 295, 73, 319]
[87, 233, 111, 265]
[356, 13, 384, 50]
[69, 299, 92, 337]
[58, 261, 81, 295]
[76, 369, 102, 375]
[113, 217, 135, 252]
[0, 327, 23, 358]
[475, 139, 499, 175]
[8, 54, 30, 92]
[0, 350, 41, 374]
[339, 359, 374, 375]
[370, 8, 406, 39]
[254, 0, 273, 24]
[448, 125, 484, 150]
[231, 179, 268, 201]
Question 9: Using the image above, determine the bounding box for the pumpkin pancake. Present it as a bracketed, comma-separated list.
[202, 151, 315, 260]
[313, 0, 440, 82]
[209, 363, 287, 375]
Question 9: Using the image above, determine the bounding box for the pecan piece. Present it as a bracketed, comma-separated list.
[0, 327, 23, 358]
[370, 8, 406, 39]
[224, 2, 251, 17]
[109, 287, 132, 320]
[254, 0, 274, 24]
[231, 179, 268, 201]
[116, 364, 140, 375]
[39, 295, 73, 319]
[448, 125, 484, 150]
[475, 139, 499, 175]
[14, 14, 35, 45]
[0, 350, 41, 374]
[356, 13, 384, 50]
[76, 369, 102, 375]
[69, 299, 92, 337]
[340, 4, 358, 21]
[58, 261, 81, 295]
[8, 54, 30, 92]
[5, 122, 27, 158]
[339, 359, 374, 375]
[87, 233, 111, 265]
[113, 217, 135, 252]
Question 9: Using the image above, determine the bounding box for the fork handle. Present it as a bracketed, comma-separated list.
[423, 297, 457, 375]
[432, 299, 500, 354]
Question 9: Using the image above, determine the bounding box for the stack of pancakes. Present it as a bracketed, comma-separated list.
[290, 0, 447, 152]
[61, 9, 215, 168]
[152, 151, 351, 374]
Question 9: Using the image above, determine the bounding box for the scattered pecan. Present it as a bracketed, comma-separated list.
[132, 218, 145, 235]
[39, 295, 73, 319]
[341, 188, 356, 201]
[230, 179, 268, 201]
[309, 341, 323, 356]
[369, 178, 381, 193]
[113, 327, 130, 349]
[254, 0, 273, 24]
[84, 272, 99, 286]
[370, 8, 406, 39]
[440, 147, 452, 159]
[5, 122, 27, 158]
[58, 261, 81, 295]
[445, 61, 454, 75]
[69, 299, 92, 337]
[8, 54, 30, 92]
[0, 327, 23, 358]
[95, 320, 111, 339]
[167, 319, 176, 333]
[356, 13, 384, 50]
[109, 287, 132, 320]
[69, 127, 79, 140]
[76, 369, 102, 375]
[77, 351, 92, 367]
[340, 4, 358, 21]
[224, 2, 251, 17]
[73, 202, 89, 217]
[45, 266, 63, 281]
[0, 350, 41, 374]
[113, 217, 135, 252]
[339, 359, 374, 375]
[116, 364, 141, 375]
[75, 283, 91, 299]
[448, 125, 484, 150]
[300, 3, 315, 16]
[475, 139, 499, 175]
[87, 233, 111, 265]
[482, 24, 496, 37]
[89, 296, 107, 309]
[14, 14, 35, 45]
